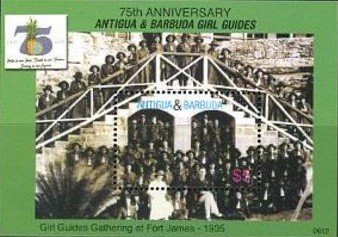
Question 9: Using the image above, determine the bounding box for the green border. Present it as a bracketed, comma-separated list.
[0, 1, 337, 237]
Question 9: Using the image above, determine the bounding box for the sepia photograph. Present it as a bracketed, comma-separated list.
[35, 32, 313, 221]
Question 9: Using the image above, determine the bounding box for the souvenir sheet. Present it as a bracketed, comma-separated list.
[0, 1, 337, 237]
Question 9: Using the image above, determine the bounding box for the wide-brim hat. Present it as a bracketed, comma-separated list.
[85, 147, 95, 154]
[279, 142, 290, 148]
[186, 150, 195, 157]
[256, 145, 266, 151]
[139, 39, 147, 46]
[105, 54, 115, 63]
[254, 68, 264, 76]
[194, 35, 204, 43]
[127, 44, 137, 51]
[43, 85, 54, 93]
[210, 40, 219, 47]
[181, 33, 191, 39]
[262, 72, 269, 78]
[221, 48, 231, 54]
[233, 148, 241, 158]
[89, 65, 100, 73]
[156, 170, 165, 176]
[175, 150, 184, 156]
[116, 52, 126, 58]
[71, 142, 82, 150]
[73, 71, 83, 79]
[166, 34, 176, 42]
[245, 65, 254, 71]
[246, 146, 255, 154]
[57, 80, 69, 89]
[99, 145, 108, 152]
[234, 60, 243, 66]
[267, 144, 276, 150]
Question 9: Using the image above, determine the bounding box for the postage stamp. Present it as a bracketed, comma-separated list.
[35, 32, 313, 221]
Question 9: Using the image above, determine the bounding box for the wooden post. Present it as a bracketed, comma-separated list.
[90, 88, 94, 116]
[265, 94, 269, 120]
[203, 55, 208, 85]
[155, 53, 161, 83]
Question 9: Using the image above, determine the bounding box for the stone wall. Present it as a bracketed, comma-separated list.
[221, 37, 313, 70]
[228, 38, 313, 60]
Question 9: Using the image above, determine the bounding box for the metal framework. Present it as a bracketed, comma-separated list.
[36, 52, 313, 150]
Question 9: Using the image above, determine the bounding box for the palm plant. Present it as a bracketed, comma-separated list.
[36, 156, 121, 219]
[26, 17, 38, 40]
[25, 18, 38, 55]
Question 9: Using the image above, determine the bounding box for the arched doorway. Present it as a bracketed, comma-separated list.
[128, 109, 174, 150]
[191, 111, 235, 152]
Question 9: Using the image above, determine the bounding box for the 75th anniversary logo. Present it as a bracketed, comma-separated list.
[5, 15, 67, 69]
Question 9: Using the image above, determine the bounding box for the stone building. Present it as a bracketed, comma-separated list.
[36, 32, 314, 171]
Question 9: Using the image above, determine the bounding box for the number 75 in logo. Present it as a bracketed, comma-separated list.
[14, 24, 53, 56]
